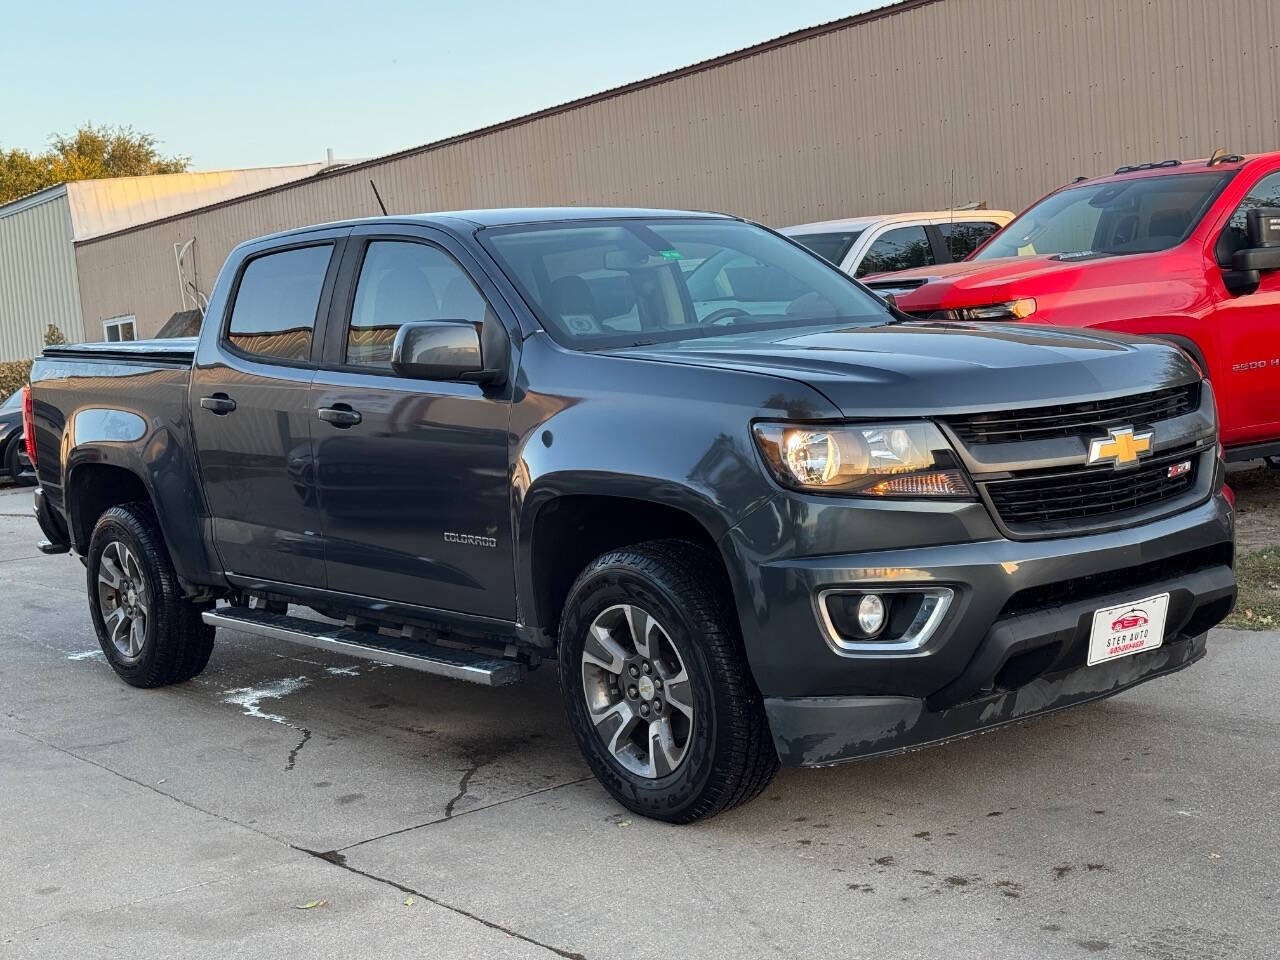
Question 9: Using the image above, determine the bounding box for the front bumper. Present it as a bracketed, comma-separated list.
[767, 632, 1209, 767]
[721, 490, 1235, 765]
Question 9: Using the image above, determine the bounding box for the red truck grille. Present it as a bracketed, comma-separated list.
[981, 444, 1201, 532]
[945, 383, 1199, 445]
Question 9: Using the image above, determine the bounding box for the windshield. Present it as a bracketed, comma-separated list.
[480, 218, 889, 348]
[789, 230, 863, 265]
[975, 171, 1233, 260]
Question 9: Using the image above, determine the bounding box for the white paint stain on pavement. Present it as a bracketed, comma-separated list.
[325, 665, 360, 676]
[222, 676, 310, 725]
[67, 649, 105, 661]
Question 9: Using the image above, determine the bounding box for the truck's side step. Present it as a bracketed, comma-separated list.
[202, 607, 523, 686]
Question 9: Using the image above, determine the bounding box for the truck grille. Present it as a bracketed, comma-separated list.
[982, 445, 1201, 530]
[946, 383, 1199, 445]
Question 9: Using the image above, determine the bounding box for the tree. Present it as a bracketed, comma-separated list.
[0, 124, 190, 204]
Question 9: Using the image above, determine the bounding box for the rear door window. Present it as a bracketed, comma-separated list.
[226, 245, 332, 363]
[856, 226, 936, 277]
[938, 220, 1002, 260]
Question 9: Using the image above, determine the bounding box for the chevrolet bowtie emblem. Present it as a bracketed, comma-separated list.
[1087, 425, 1153, 469]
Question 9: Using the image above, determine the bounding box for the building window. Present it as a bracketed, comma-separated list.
[103, 316, 137, 342]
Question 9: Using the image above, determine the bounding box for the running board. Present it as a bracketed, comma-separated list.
[202, 607, 523, 686]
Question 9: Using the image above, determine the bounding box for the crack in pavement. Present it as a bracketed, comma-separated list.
[295, 846, 587, 960]
[338, 775, 594, 853]
[285, 727, 311, 771]
[445, 754, 484, 818]
[5, 721, 593, 957]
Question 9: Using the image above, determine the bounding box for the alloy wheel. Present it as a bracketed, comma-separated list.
[97, 541, 149, 660]
[580, 603, 695, 778]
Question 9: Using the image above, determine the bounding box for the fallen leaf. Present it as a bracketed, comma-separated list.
[617, 819, 632, 828]
[295, 899, 328, 910]
[1244, 608, 1255, 620]
[404, 897, 415, 907]
[1208, 852, 1222, 860]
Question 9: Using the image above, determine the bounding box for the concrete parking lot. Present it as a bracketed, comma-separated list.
[1, 482, 1277, 959]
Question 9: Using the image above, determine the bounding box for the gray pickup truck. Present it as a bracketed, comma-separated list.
[26, 208, 1235, 822]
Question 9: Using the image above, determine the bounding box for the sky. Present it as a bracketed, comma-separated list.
[3, 0, 878, 171]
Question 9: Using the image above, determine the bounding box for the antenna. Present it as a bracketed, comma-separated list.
[369, 179, 389, 216]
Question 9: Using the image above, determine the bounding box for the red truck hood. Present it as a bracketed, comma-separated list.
[863, 254, 1096, 312]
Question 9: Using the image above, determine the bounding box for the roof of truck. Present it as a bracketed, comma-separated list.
[242, 207, 735, 248]
[781, 210, 1015, 234]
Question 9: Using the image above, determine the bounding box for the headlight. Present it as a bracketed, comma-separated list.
[752, 421, 973, 497]
[932, 298, 1036, 321]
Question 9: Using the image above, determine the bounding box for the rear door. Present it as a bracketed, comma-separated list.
[190, 232, 346, 587]
[309, 224, 517, 619]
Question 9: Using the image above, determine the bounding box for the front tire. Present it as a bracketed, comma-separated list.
[87, 503, 214, 687]
[559, 540, 778, 823]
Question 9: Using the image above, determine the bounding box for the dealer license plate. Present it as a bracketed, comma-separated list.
[1086, 593, 1170, 667]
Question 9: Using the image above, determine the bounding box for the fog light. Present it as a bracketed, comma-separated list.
[856, 594, 886, 635]
[819, 587, 955, 653]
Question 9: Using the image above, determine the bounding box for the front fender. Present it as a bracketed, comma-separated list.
[506, 333, 837, 628]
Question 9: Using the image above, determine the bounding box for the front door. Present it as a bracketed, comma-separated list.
[190, 234, 345, 587]
[1210, 167, 1280, 443]
[310, 226, 516, 619]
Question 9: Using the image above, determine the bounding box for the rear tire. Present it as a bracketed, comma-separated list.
[87, 503, 214, 687]
[558, 540, 778, 823]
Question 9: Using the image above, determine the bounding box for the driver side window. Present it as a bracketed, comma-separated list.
[347, 240, 491, 369]
[1218, 171, 1280, 265]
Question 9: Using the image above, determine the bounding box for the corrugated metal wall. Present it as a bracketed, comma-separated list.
[75, 0, 1280, 339]
[0, 192, 84, 361]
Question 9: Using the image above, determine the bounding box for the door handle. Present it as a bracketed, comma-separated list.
[200, 395, 237, 415]
[317, 405, 362, 428]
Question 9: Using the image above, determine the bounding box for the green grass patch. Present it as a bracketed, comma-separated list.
[1225, 547, 1280, 630]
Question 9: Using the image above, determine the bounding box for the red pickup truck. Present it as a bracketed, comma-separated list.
[865, 151, 1280, 463]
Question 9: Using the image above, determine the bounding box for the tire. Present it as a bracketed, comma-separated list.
[5, 437, 34, 486]
[86, 502, 214, 687]
[558, 539, 778, 823]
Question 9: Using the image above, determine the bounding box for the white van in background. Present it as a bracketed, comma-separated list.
[781, 209, 1014, 278]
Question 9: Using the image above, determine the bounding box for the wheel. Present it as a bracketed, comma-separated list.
[5, 437, 34, 486]
[87, 502, 214, 687]
[558, 540, 778, 823]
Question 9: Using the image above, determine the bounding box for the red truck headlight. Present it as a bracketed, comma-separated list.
[932, 298, 1037, 322]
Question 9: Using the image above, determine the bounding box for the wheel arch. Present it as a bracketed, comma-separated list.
[518, 484, 737, 643]
[64, 451, 221, 594]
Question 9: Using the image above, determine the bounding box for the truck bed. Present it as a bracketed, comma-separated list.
[42, 337, 197, 365]
[29, 337, 214, 584]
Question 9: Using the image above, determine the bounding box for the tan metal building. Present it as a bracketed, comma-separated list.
[0, 165, 327, 361]
[75, 0, 1279, 340]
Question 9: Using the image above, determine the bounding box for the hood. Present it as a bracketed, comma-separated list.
[862, 254, 1105, 311]
[606, 321, 1198, 418]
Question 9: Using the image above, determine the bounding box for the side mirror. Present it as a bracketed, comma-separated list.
[1232, 207, 1280, 272]
[390, 320, 507, 385]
